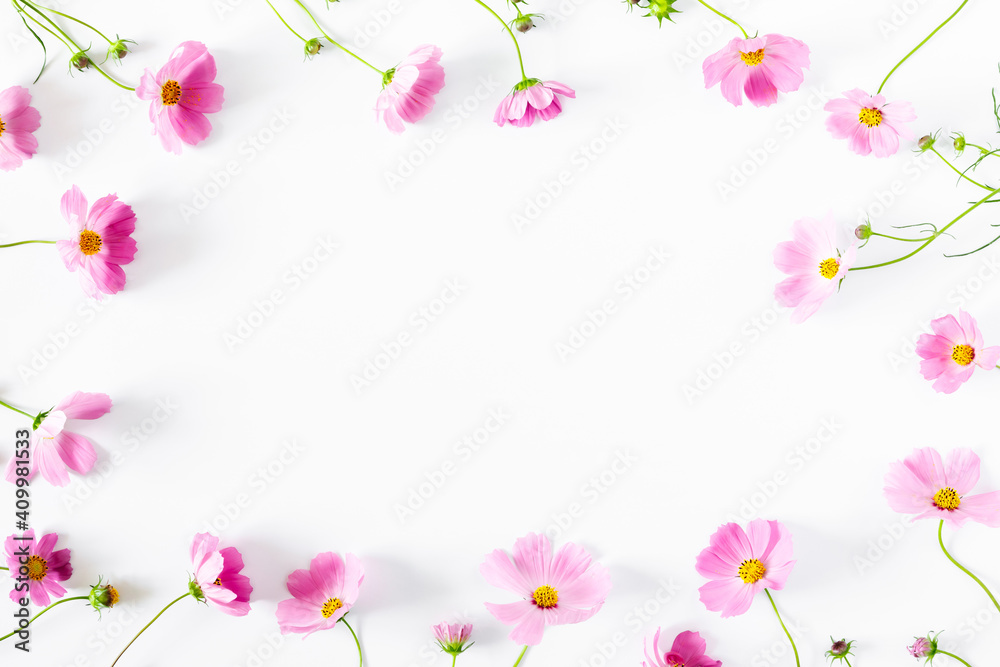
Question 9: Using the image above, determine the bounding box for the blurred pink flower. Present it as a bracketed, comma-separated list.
[773, 214, 857, 323]
[825, 89, 915, 157]
[0, 85, 41, 172]
[5, 529, 72, 606]
[916, 311, 1000, 394]
[277, 552, 364, 636]
[136, 41, 224, 154]
[703, 34, 810, 107]
[376, 44, 445, 134]
[56, 186, 137, 298]
[190, 532, 252, 616]
[644, 628, 722, 667]
[494, 80, 575, 128]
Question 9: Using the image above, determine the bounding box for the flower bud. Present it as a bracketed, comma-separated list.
[917, 134, 935, 151]
[854, 222, 872, 240]
[953, 133, 966, 155]
[89, 579, 120, 613]
[908, 633, 938, 659]
[107, 38, 134, 63]
[70, 52, 91, 72]
[645, 0, 680, 26]
[433, 622, 474, 656]
[514, 15, 534, 32]
[825, 637, 854, 662]
[305, 37, 323, 57]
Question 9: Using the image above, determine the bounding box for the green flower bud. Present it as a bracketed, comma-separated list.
[953, 133, 967, 156]
[514, 15, 534, 32]
[825, 637, 855, 663]
[645, 0, 680, 26]
[854, 222, 872, 241]
[107, 38, 134, 63]
[89, 579, 120, 613]
[917, 134, 935, 151]
[305, 37, 323, 57]
[70, 52, 91, 72]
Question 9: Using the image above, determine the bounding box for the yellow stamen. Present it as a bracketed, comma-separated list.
[740, 49, 765, 66]
[531, 585, 559, 608]
[818, 257, 840, 279]
[737, 559, 766, 584]
[108, 587, 120, 606]
[933, 487, 961, 511]
[161, 80, 182, 106]
[321, 597, 343, 618]
[951, 344, 975, 366]
[0, 114, 6, 137]
[26, 555, 49, 581]
[213, 577, 222, 586]
[79, 230, 102, 256]
[858, 108, 883, 128]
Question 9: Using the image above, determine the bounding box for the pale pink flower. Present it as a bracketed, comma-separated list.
[433, 622, 473, 655]
[376, 44, 445, 134]
[702, 34, 810, 107]
[825, 89, 915, 157]
[480, 532, 611, 646]
[4, 391, 110, 487]
[884, 448, 1000, 528]
[0, 85, 41, 172]
[5, 529, 72, 606]
[773, 214, 857, 323]
[644, 629, 722, 667]
[56, 186, 137, 298]
[190, 532, 252, 616]
[136, 41, 224, 154]
[494, 80, 575, 128]
[696, 519, 795, 618]
[277, 552, 364, 636]
[916, 311, 1000, 394]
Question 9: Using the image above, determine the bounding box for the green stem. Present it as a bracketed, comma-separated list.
[0, 399, 34, 420]
[876, 0, 968, 94]
[844, 659, 852, 667]
[470, 0, 527, 81]
[110, 592, 190, 667]
[0, 596, 88, 641]
[27, 1, 113, 44]
[938, 520, 1000, 614]
[290, 0, 384, 75]
[340, 617, 363, 667]
[451, 655, 457, 667]
[695, 0, 748, 39]
[938, 650, 974, 667]
[931, 147, 992, 190]
[850, 186, 1000, 271]
[0, 240, 57, 248]
[764, 589, 800, 667]
[511, 645, 529, 667]
[869, 231, 930, 243]
[266, 1, 308, 43]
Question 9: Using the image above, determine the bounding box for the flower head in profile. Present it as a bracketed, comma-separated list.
[480, 532, 611, 646]
[4, 391, 111, 487]
[916, 311, 1000, 394]
[494, 80, 575, 128]
[773, 214, 857, 323]
[825, 89, 915, 157]
[908, 632, 940, 661]
[189, 533, 252, 616]
[376, 44, 445, 135]
[643, 628, 721, 667]
[696, 519, 795, 618]
[277, 552, 364, 636]
[5, 529, 72, 606]
[55, 186, 137, 299]
[0, 85, 41, 172]
[88, 577, 120, 615]
[433, 622, 474, 656]
[826, 637, 855, 663]
[884, 448, 1000, 528]
[136, 41, 224, 154]
[703, 34, 810, 107]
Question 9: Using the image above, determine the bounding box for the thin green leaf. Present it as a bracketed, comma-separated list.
[19, 11, 47, 83]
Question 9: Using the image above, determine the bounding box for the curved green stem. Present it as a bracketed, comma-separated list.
[850, 186, 1000, 271]
[26, 1, 113, 44]
[110, 592, 190, 667]
[0, 240, 57, 248]
[844, 658, 853, 667]
[471, 0, 527, 81]
[0, 596, 88, 641]
[695, 0, 748, 39]
[340, 617, 363, 667]
[931, 147, 992, 190]
[877, 0, 968, 94]
[0, 399, 34, 420]
[938, 520, 1000, 614]
[266, 1, 308, 43]
[511, 645, 529, 667]
[764, 589, 800, 667]
[290, 0, 384, 75]
[938, 650, 974, 667]
[869, 231, 930, 243]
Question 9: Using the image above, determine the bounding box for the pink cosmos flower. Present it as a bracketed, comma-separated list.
[0, 85, 41, 172]
[773, 214, 857, 323]
[884, 448, 1000, 528]
[643, 629, 722, 667]
[480, 532, 611, 646]
[376, 45, 445, 134]
[915, 311, 1000, 394]
[702, 34, 810, 107]
[190, 532, 252, 616]
[908, 635, 934, 658]
[5, 529, 72, 606]
[3, 391, 111, 487]
[494, 80, 575, 128]
[277, 552, 364, 636]
[55, 186, 137, 299]
[696, 519, 795, 618]
[136, 41, 224, 154]
[433, 622, 474, 655]
[825, 89, 916, 157]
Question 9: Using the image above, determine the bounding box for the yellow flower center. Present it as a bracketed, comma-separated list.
[951, 344, 975, 366]
[740, 48, 765, 66]
[0, 114, 6, 137]
[737, 559, 766, 584]
[161, 80, 182, 106]
[26, 555, 49, 581]
[933, 487, 961, 511]
[213, 577, 222, 586]
[858, 107, 883, 128]
[321, 597, 343, 618]
[818, 257, 840, 279]
[531, 585, 559, 608]
[108, 586, 120, 606]
[79, 230, 103, 256]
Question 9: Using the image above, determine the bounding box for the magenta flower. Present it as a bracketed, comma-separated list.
[376, 44, 445, 134]
[702, 34, 810, 107]
[494, 80, 575, 128]
[480, 532, 611, 646]
[884, 448, 1000, 528]
[55, 186, 137, 299]
[773, 214, 857, 323]
[643, 629, 721, 667]
[915, 311, 1000, 394]
[277, 552, 364, 636]
[5, 529, 72, 607]
[3, 391, 111, 487]
[136, 41, 224, 154]
[825, 89, 916, 157]
[696, 519, 795, 618]
[433, 622, 474, 656]
[908, 636, 933, 658]
[190, 532, 252, 616]
[0, 85, 41, 172]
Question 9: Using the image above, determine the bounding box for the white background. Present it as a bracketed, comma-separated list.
[2, 0, 1000, 665]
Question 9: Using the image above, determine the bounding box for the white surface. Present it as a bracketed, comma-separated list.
[2, 0, 1000, 665]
